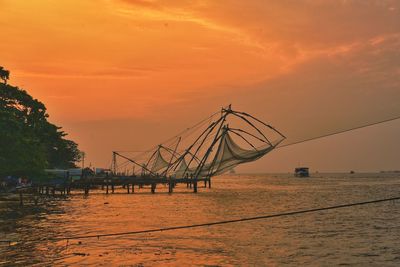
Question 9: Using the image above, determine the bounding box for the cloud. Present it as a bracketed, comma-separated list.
[2, 0, 400, 169]
[110, 0, 400, 78]
[14, 63, 158, 79]
[118, 0, 160, 9]
[112, 0, 265, 51]
[232, 33, 400, 142]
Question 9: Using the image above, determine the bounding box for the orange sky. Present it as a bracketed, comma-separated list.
[1, 0, 400, 171]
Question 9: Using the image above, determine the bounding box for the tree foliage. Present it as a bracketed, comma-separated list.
[0, 66, 10, 84]
[0, 67, 81, 177]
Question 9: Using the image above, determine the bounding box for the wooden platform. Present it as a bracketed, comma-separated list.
[14, 176, 212, 205]
[74, 176, 212, 195]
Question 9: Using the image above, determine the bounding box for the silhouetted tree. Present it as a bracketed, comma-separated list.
[0, 78, 82, 178]
[0, 66, 10, 84]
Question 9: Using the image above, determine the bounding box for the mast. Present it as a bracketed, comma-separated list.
[180, 116, 224, 177]
[112, 151, 117, 175]
[193, 106, 231, 178]
[162, 137, 181, 176]
[205, 125, 229, 178]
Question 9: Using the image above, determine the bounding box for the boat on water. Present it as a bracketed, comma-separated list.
[295, 167, 310, 177]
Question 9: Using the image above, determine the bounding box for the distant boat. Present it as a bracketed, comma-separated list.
[295, 167, 310, 177]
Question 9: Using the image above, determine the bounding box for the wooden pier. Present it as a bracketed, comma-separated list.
[74, 176, 212, 195]
[15, 176, 212, 205]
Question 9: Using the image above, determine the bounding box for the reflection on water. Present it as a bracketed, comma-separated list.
[1, 173, 400, 266]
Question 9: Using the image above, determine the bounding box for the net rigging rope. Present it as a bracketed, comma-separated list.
[278, 114, 400, 148]
[1, 114, 400, 245]
[115, 110, 221, 154]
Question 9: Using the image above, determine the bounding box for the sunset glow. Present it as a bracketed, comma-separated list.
[1, 0, 400, 170]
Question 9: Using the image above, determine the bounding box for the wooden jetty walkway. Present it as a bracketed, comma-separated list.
[15, 176, 212, 205]
[74, 176, 212, 195]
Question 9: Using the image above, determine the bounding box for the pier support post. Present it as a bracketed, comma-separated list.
[132, 184, 135, 193]
[168, 180, 173, 194]
[193, 179, 198, 193]
[19, 191, 23, 206]
[84, 181, 89, 195]
[151, 183, 156, 194]
[111, 183, 115, 194]
[208, 178, 211, 188]
[106, 181, 109, 194]
[127, 184, 130, 194]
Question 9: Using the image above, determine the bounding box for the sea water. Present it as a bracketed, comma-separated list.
[1, 173, 400, 266]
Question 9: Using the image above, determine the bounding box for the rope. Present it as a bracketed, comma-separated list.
[115, 110, 221, 154]
[1, 196, 399, 245]
[278, 115, 400, 148]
